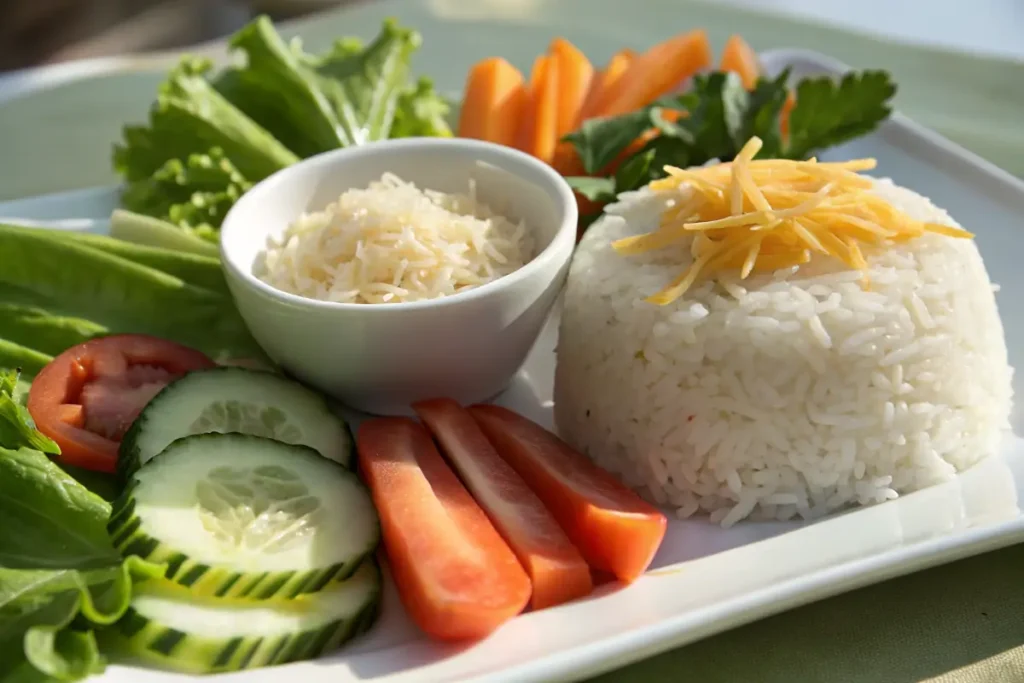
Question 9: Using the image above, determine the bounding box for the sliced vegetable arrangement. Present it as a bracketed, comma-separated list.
[457, 33, 896, 229]
[114, 16, 450, 244]
[5, 334, 381, 679]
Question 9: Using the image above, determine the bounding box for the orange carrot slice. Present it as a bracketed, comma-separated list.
[781, 89, 797, 138]
[549, 38, 595, 136]
[414, 398, 594, 610]
[556, 49, 637, 176]
[358, 417, 532, 640]
[719, 34, 761, 89]
[458, 57, 527, 146]
[579, 48, 636, 122]
[470, 405, 668, 583]
[602, 29, 712, 117]
[515, 55, 561, 164]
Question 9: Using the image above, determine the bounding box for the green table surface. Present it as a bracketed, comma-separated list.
[2, 1, 1024, 681]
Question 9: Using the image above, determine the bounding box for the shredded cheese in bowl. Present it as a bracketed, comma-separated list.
[613, 136, 974, 305]
[255, 173, 535, 304]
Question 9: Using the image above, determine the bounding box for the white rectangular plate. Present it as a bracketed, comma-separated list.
[3, 49, 1024, 683]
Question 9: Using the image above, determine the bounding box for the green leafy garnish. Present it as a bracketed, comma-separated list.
[113, 57, 298, 185]
[114, 16, 432, 239]
[785, 70, 897, 160]
[0, 223, 266, 368]
[120, 149, 252, 242]
[0, 380, 164, 682]
[563, 68, 895, 228]
[0, 370, 58, 456]
[392, 77, 453, 139]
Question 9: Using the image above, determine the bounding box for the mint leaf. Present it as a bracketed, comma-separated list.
[785, 70, 896, 160]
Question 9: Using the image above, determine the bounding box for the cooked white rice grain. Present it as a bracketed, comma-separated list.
[554, 178, 1013, 527]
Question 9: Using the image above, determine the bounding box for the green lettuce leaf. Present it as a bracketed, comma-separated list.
[112, 56, 298, 184]
[0, 444, 164, 682]
[311, 18, 422, 145]
[0, 224, 265, 365]
[0, 371, 58, 455]
[391, 77, 453, 138]
[108, 210, 220, 259]
[0, 446, 115, 569]
[120, 148, 252, 237]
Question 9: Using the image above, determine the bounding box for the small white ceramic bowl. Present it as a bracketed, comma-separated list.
[220, 137, 578, 416]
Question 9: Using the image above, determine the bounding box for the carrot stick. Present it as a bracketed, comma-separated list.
[358, 418, 532, 641]
[549, 38, 595, 136]
[470, 405, 668, 583]
[414, 399, 594, 610]
[601, 29, 712, 117]
[555, 48, 636, 176]
[515, 55, 560, 164]
[719, 34, 761, 89]
[458, 57, 527, 147]
[781, 90, 797, 138]
[579, 49, 636, 123]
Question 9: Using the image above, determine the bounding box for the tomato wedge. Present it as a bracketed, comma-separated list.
[469, 405, 668, 583]
[27, 334, 215, 473]
[413, 398, 593, 610]
[357, 417, 531, 641]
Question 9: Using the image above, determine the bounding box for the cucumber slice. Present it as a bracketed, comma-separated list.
[110, 561, 381, 674]
[109, 433, 380, 599]
[119, 367, 352, 478]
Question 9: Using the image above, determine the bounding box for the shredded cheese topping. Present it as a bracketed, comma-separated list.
[612, 137, 974, 305]
[257, 173, 534, 305]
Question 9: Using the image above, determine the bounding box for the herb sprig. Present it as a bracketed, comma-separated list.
[563, 69, 896, 228]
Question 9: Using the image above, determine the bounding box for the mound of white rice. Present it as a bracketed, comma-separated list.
[554, 178, 1013, 527]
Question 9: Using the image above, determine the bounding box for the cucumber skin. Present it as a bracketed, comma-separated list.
[107, 476, 379, 601]
[109, 564, 382, 674]
[117, 366, 354, 482]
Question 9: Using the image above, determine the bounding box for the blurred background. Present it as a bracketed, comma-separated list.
[0, 0, 355, 72]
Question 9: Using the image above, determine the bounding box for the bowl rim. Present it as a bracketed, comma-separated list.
[219, 137, 579, 312]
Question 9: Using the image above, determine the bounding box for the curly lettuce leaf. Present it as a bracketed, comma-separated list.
[113, 57, 298, 185]
[0, 445, 164, 682]
[392, 77, 453, 138]
[120, 148, 252, 238]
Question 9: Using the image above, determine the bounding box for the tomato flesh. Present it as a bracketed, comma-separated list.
[27, 334, 215, 473]
[357, 417, 532, 641]
[469, 404, 668, 583]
